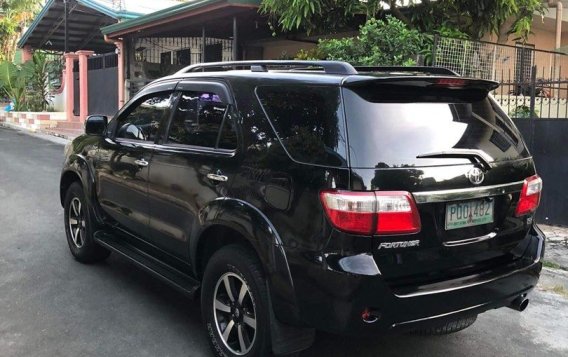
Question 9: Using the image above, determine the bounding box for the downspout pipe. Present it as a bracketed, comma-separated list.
[104, 35, 125, 109]
[548, 0, 563, 49]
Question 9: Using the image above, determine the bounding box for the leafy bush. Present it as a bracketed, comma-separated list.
[511, 105, 539, 119]
[313, 16, 428, 66]
[0, 52, 53, 111]
[26, 52, 51, 111]
[0, 60, 31, 111]
[294, 47, 325, 61]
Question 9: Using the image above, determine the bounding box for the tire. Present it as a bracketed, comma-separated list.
[202, 245, 271, 357]
[416, 315, 477, 336]
[63, 182, 110, 263]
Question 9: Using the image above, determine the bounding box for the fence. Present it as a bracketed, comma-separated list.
[133, 37, 234, 67]
[433, 37, 568, 226]
[432, 36, 568, 119]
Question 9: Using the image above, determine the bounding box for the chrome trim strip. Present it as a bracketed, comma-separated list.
[112, 139, 236, 157]
[443, 232, 497, 247]
[394, 262, 539, 298]
[392, 302, 487, 328]
[412, 181, 524, 204]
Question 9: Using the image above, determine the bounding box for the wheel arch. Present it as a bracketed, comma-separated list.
[60, 154, 105, 225]
[192, 198, 302, 325]
[194, 224, 258, 279]
[60, 170, 82, 207]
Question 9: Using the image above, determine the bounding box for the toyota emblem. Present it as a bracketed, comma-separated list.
[467, 167, 485, 185]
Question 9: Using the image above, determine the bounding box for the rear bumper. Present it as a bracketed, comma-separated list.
[286, 225, 544, 336]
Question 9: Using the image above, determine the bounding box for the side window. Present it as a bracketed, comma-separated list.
[116, 93, 172, 142]
[256, 85, 348, 167]
[167, 90, 237, 149]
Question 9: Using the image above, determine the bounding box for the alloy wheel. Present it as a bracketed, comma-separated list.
[68, 197, 86, 248]
[213, 272, 257, 355]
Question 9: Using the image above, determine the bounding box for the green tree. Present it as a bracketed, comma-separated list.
[0, 0, 41, 61]
[315, 16, 427, 66]
[260, 0, 545, 41]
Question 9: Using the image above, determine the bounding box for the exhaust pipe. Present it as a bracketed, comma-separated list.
[508, 295, 529, 312]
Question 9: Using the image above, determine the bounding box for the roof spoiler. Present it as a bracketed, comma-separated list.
[354, 66, 460, 76]
[342, 76, 500, 92]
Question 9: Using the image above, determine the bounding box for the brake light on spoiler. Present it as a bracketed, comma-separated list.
[434, 78, 468, 87]
[515, 175, 543, 217]
[320, 190, 421, 235]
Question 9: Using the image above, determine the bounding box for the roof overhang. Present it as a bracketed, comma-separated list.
[102, 0, 261, 39]
[18, 0, 143, 52]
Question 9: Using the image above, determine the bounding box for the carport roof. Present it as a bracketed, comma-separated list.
[102, 0, 261, 38]
[18, 0, 181, 52]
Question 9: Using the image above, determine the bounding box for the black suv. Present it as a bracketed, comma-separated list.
[60, 61, 545, 356]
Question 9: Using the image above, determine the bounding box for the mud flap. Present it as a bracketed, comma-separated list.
[267, 285, 315, 356]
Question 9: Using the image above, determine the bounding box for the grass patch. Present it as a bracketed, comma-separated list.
[551, 285, 568, 298]
[543, 260, 564, 270]
[540, 285, 568, 299]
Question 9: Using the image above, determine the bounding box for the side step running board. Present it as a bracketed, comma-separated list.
[94, 230, 200, 298]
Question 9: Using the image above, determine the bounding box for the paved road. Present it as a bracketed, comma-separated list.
[1, 126, 567, 357]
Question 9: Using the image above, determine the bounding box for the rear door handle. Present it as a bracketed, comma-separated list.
[207, 173, 228, 182]
[134, 159, 149, 167]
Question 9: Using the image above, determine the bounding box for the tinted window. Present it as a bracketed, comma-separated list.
[218, 111, 238, 150]
[256, 85, 348, 167]
[343, 88, 529, 168]
[116, 93, 172, 142]
[167, 91, 236, 149]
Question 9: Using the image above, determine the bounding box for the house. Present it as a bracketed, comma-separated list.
[492, 0, 568, 51]
[100, 0, 331, 100]
[12, 0, 181, 132]
[11, 0, 568, 137]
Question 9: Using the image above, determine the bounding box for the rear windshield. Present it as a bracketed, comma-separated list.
[343, 88, 530, 168]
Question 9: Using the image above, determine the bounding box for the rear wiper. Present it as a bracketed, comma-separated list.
[416, 149, 493, 170]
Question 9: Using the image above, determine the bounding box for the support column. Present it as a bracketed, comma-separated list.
[76, 50, 94, 122]
[202, 26, 206, 63]
[115, 41, 125, 108]
[63, 52, 78, 122]
[22, 45, 34, 63]
[232, 16, 238, 61]
[549, 0, 563, 50]
[556, 2, 563, 49]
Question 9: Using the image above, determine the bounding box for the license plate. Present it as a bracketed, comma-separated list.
[445, 199, 494, 230]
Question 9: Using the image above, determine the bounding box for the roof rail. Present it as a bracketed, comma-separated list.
[176, 60, 358, 75]
[354, 66, 460, 76]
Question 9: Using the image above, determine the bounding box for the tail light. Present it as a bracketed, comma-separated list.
[515, 175, 543, 217]
[375, 192, 422, 235]
[320, 190, 421, 235]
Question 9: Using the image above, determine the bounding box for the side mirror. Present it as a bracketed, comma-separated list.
[85, 115, 108, 136]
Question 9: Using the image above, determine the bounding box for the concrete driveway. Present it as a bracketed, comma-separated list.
[0, 126, 567, 357]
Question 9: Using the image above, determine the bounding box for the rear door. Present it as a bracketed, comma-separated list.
[342, 78, 537, 287]
[146, 81, 239, 260]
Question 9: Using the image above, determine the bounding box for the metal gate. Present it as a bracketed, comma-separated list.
[514, 119, 568, 226]
[70, 53, 118, 117]
[73, 61, 80, 116]
[87, 53, 118, 116]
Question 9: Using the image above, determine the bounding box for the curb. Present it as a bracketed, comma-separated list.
[1, 122, 70, 146]
[38, 129, 78, 141]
